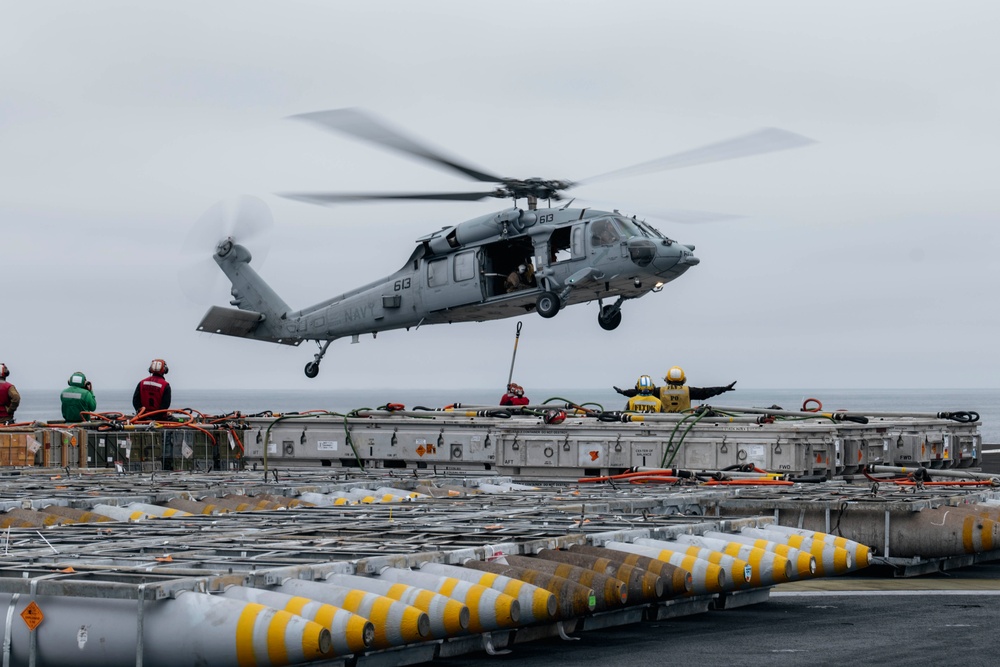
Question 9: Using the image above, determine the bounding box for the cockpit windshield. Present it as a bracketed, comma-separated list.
[639, 220, 663, 238]
[614, 216, 650, 239]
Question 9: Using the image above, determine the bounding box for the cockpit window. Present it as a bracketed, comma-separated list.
[638, 220, 664, 238]
[590, 218, 621, 246]
[614, 216, 648, 239]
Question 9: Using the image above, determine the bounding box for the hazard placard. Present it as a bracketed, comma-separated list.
[21, 601, 43, 631]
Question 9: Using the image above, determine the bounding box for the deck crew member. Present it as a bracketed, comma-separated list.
[133, 358, 172, 416]
[626, 375, 663, 413]
[500, 382, 530, 406]
[0, 363, 20, 424]
[60, 371, 96, 422]
[616, 366, 736, 413]
[134, 358, 176, 469]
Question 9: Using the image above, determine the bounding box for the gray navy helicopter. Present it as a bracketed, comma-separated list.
[195, 109, 813, 377]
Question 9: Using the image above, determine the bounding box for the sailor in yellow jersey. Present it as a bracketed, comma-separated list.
[616, 366, 736, 413]
[626, 375, 663, 413]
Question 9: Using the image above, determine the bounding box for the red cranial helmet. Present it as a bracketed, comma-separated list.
[0, 363, 8, 379]
[149, 359, 169, 376]
[544, 409, 566, 424]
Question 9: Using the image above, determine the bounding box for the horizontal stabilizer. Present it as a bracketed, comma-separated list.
[196, 306, 302, 346]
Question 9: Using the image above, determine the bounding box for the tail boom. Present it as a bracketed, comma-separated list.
[196, 241, 302, 346]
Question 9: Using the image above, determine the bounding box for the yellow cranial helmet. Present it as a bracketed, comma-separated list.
[635, 375, 655, 395]
[664, 366, 686, 384]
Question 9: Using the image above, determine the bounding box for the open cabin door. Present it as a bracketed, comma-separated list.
[481, 236, 538, 299]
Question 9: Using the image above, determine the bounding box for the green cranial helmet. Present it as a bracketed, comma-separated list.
[68, 372, 88, 388]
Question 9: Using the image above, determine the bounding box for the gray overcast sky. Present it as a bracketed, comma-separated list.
[2, 1, 998, 391]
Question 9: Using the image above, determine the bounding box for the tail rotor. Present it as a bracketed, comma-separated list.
[179, 196, 274, 304]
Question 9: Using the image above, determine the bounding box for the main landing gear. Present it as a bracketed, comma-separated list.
[535, 291, 561, 318]
[597, 297, 625, 331]
[304, 339, 334, 378]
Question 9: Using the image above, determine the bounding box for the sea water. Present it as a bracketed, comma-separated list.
[11, 387, 1000, 443]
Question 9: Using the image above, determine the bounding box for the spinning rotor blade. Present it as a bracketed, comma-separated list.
[575, 127, 816, 187]
[179, 195, 274, 304]
[643, 208, 743, 224]
[280, 190, 498, 206]
[228, 195, 274, 244]
[575, 198, 743, 224]
[181, 195, 274, 255]
[291, 108, 503, 183]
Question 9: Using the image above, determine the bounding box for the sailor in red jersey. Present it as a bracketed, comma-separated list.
[133, 358, 175, 469]
[0, 363, 20, 424]
[133, 358, 171, 415]
[500, 382, 530, 406]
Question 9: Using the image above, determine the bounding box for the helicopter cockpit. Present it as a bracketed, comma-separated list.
[595, 215, 662, 268]
[590, 218, 621, 246]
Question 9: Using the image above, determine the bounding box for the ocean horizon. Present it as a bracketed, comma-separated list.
[10, 387, 999, 443]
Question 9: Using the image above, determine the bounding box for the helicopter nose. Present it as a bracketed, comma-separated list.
[627, 238, 657, 267]
[676, 243, 699, 265]
[651, 242, 698, 276]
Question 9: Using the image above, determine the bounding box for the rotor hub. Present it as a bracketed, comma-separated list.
[498, 178, 572, 201]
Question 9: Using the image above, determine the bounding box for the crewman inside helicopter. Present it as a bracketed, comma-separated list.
[504, 262, 535, 292]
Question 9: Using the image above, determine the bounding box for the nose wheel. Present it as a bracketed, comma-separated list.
[303, 339, 335, 378]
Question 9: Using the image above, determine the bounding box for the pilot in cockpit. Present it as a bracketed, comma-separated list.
[591, 219, 619, 246]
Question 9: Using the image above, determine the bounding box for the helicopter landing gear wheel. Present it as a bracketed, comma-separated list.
[304, 339, 335, 379]
[598, 305, 623, 331]
[536, 291, 561, 318]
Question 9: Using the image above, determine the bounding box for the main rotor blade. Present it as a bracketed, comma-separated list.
[573, 197, 746, 224]
[291, 108, 503, 184]
[280, 190, 498, 206]
[576, 198, 742, 224]
[641, 208, 743, 224]
[575, 127, 816, 187]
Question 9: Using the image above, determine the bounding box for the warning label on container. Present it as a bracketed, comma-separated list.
[317, 440, 338, 452]
[21, 601, 43, 631]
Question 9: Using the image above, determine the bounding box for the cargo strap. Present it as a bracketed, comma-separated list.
[2, 592, 18, 667]
[136, 583, 147, 667]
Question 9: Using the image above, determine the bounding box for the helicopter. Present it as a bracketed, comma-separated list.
[195, 109, 814, 378]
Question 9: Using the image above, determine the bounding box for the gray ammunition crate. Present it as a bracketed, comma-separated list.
[243, 414, 983, 477]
